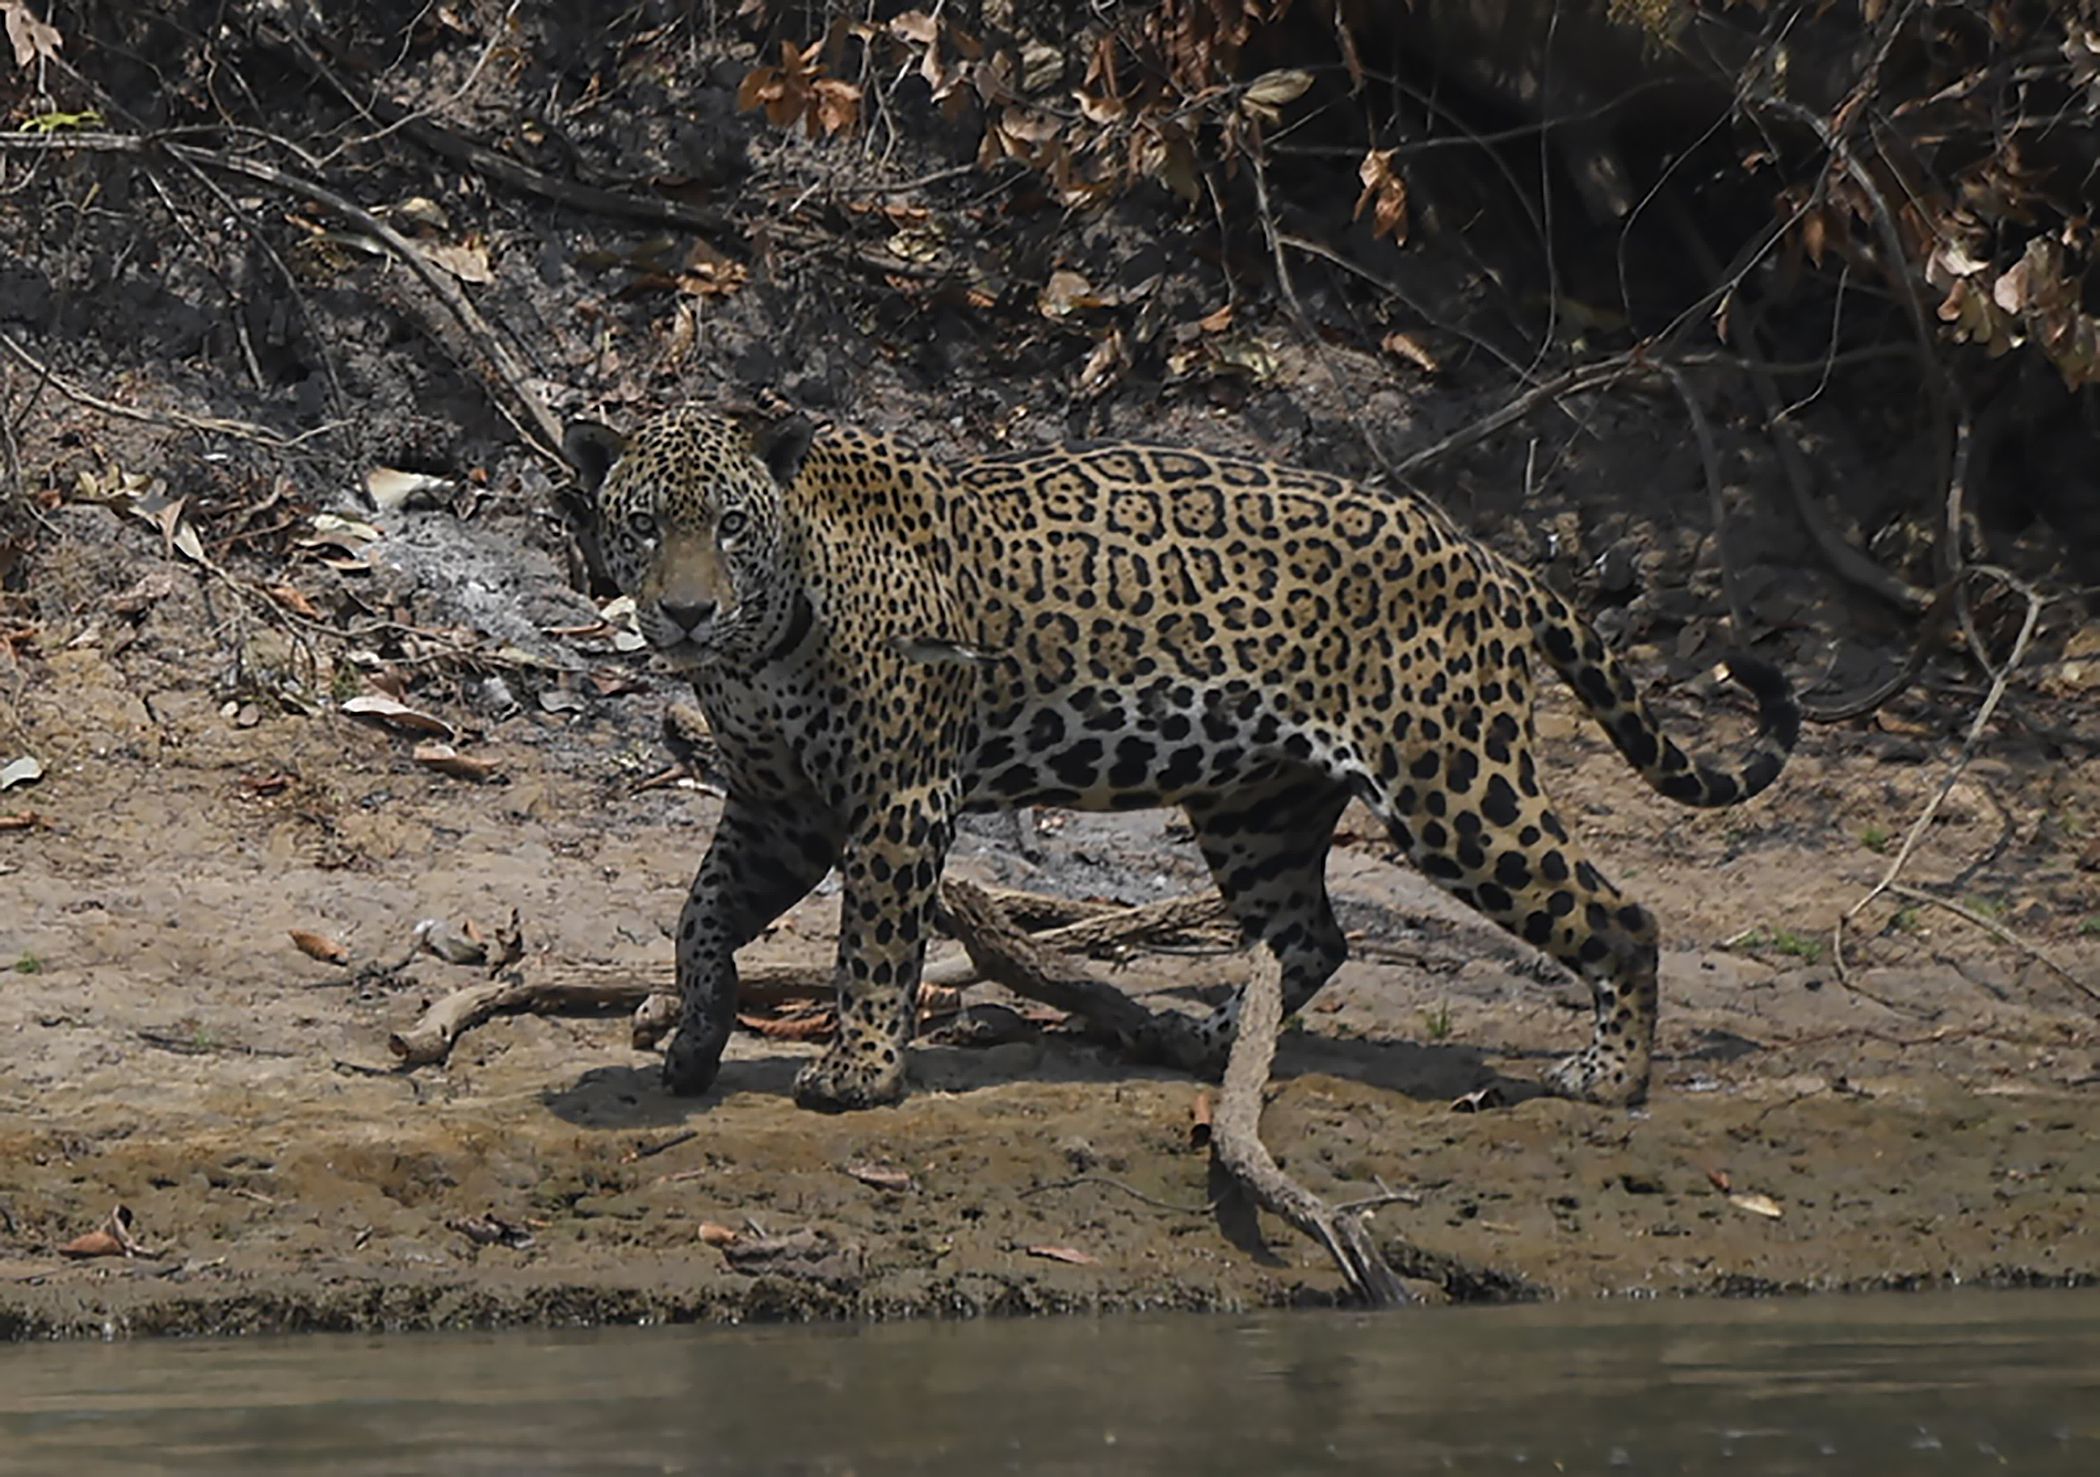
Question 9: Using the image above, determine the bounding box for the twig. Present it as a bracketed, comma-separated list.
[1658, 362, 1749, 637]
[1835, 578, 2042, 979]
[0, 131, 565, 459]
[1020, 1175, 1212, 1217]
[1799, 578, 1961, 723]
[266, 22, 729, 235]
[1664, 202, 1931, 614]
[0, 329, 335, 449]
[1885, 884, 2097, 1006]
[1392, 354, 1649, 475]
[1209, 948, 1411, 1307]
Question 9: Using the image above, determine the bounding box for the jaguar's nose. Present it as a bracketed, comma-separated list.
[658, 598, 716, 633]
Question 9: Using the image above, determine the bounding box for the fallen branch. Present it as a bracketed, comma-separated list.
[267, 22, 730, 236]
[388, 972, 646, 1065]
[1208, 947, 1411, 1307]
[394, 884, 1229, 1064]
[933, 877, 1196, 1055]
[0, 132, 563, 460]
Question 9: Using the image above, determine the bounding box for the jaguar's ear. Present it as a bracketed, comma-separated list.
[562, 421, 626, 494]
[750, 414, 815, 488]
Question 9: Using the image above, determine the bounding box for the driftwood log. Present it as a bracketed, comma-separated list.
[388, 883, 1229, 1066]
[1208, 948, 1412, 1307]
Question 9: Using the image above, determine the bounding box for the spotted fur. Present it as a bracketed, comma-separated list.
[565, 407, 1799, 1112]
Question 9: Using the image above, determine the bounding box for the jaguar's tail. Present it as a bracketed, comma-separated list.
[1530, 589, 1798, 808]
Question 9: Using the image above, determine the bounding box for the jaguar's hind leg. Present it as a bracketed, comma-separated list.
[1182, 778, 1353, 1073]
[1353, 749, 1661, 1106]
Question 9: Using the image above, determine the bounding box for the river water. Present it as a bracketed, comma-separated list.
[2, 1290, 2096, 1474]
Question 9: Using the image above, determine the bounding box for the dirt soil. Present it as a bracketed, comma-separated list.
[2, 5, 2098, 1340]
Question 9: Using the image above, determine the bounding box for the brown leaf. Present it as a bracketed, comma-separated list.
[1705, 1167, 1734, 1193]
[1242, 69, 1313, 108]
[807, 78, 862, 139]
[58, 1204, 141, 1259]
[916, 985, 965, 1016]
[289, 929, 350, 965]
[448, 1211, 535, 1249]
[844, 1162, 915, 1193]
[1354, 148, 1409, 246]
[340, 693, 455, 741]
[490, 907, 526, 972]
[1196, 303, 1234, 334]
[1024, 1244, 1099, 1266]
[412, 742, 500, 783]
[1077, 329, 1127, 399]
[57, 1229, 128, 1259]
[888, 9, 937, 46]
[5, 2, 63, 70]
[1380, 331, 1439, 374]
[698, 1221, 742, 1248]
[737, 1009, 838, 1041]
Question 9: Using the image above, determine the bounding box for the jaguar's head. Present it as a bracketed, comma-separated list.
[564, 406, 814, 672]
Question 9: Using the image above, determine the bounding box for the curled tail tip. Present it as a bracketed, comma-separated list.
[1717, 651, 1802, 752]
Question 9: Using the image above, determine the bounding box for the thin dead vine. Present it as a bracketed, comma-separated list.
[1833, 573, 2051, 985]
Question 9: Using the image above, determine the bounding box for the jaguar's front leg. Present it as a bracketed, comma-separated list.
[662, 794, 840, 1096]
[791, 786, 956, 1112]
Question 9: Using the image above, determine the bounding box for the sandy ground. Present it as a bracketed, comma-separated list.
[3, 554, 2096, 1338]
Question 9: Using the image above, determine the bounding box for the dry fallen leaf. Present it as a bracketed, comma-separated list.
[413, 742, 501, 783]
[1038, 268, 1103, 319]
[1381, 330, 1440, 374]
[418, 238, 493, 285]
[1354, 147, 1409, 246]
[289, 929, 350, 965]
[448, 1211, 534, 1249]
[341, 693, 455, 740]
[1728, 1191, 1785, 1220]
[698, 1221, 742, 1248]
[490, 908, 526, 972]
[5, 2, 65, 70]
[416, 917, 489, 966]
[268, 584, 321, 619]
[386, 195, 451, 232]
[1705, 1167, 1734, 1193]
[58, 1204, 144, 1259]
[736, 1009, 837, 1042]
[1024, 1244, 1099, 1266]
[57, 1229, 128, 1259]
[0, 755, 41, 791]
[365, 467, 454, 511]
[844, 1162, 915, 1193]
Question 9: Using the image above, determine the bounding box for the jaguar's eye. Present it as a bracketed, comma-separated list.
[627, 512, 658, 541]
[717, 510, 748, 541]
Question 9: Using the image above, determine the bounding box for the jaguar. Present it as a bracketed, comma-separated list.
[565, 405, 1798, 1113]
